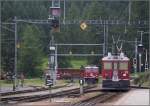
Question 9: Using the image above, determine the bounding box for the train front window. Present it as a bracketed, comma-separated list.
[85, 67, 98, 72]
[104, 62, 112, 70]
[85, 68, 91, 72]
[119, 62, 128, 70]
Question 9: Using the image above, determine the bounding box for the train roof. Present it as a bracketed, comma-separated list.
[102, 52, 129, 61]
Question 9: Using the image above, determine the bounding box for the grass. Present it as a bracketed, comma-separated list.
[0, 78, 72, 88]
[71, 59, 87, 68]
[0, 80, 14, 87]
[0, 78, 45, 87]
[133, 71, 150, 86]
[24, 78, 45, 86]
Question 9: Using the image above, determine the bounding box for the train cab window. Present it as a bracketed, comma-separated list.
[104, 62, 112, 70]
[119, 62, 128, 70]
[85, 67, 98, 72]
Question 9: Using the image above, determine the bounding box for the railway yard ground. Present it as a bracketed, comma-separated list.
[0, 81, 149, 106]
[17, 89, 150, 106]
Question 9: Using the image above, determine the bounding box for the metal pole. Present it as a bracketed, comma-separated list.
[138, 31, 144, 44]
[49, 34, 56, 85]
[106, 21, 108, 54]
[139, 53, 142, 73]
[80, 79, 83, 95]
[52, 36, 55, 85]
[134, 38, 137, 76]
[103, 21, 106, 55]
[63, 0, 66, 24]
[103, 44, 105, 56]
[53, 44, 56, 85]
[55, 45, 58, 84]
[128, 1, 131, 25]
[14, 16, 18, 91]
[140, 31, 143, 44]
[80, 85, 83, 95]
[49, 85, 51, 102]
[149, 31, 150, 70]
[145, 49, 148, 71]
[0, 1, 1, 92]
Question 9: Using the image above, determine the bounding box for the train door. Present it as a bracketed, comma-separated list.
[112, 62, 119, 81]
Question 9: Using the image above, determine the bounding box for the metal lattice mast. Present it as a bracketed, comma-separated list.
[49, 0, 61, 85]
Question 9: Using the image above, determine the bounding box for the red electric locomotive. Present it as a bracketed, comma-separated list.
[83, 66, 99, 84]
[101, 52, 130, 89]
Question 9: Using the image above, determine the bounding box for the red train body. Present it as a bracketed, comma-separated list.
[57, 68, 81, 79]
[101, 52, 130, 89]
[56, 66, 99, 84]
[83, 66, 99, 84]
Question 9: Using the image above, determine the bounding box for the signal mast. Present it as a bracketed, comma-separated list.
[48, 0, 61, 85]
[145, 49, 148, 71]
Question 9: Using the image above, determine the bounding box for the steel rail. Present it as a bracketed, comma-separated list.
[72, 92, 119, 106]
[1, 85, 96, 103]
[55, 43, 104, 46]
[0, 84, 68, 96]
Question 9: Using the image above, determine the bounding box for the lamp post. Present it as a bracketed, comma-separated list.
[138, 44, 144, 72]
[137, 31, 149, 72]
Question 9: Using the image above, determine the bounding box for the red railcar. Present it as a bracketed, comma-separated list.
[57, 68, 81, 79]
[101, 52, 130, 89]
[83, 66, 99, 84]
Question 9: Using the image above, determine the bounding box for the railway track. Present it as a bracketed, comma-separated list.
[0, 84, 68, 96]
[1, 85, 96, 103]
[72, 92, 119, 106]
[70, 85, 149, 106]
[1, 84, 147, 105]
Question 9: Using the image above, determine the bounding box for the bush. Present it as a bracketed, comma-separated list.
[134, 71, 150, 86]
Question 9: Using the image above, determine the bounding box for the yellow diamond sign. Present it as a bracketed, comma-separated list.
[80, 22, 87, 30]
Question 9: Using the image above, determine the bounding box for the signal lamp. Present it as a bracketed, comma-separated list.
[138, 44, 144, 54]
[51, 19, 59, 28]
[51, 18, 60, 32]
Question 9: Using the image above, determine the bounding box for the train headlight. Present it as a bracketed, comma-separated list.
[123, 73, 126, 77]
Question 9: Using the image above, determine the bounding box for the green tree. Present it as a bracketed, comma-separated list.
[18, 25, 44, 77]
